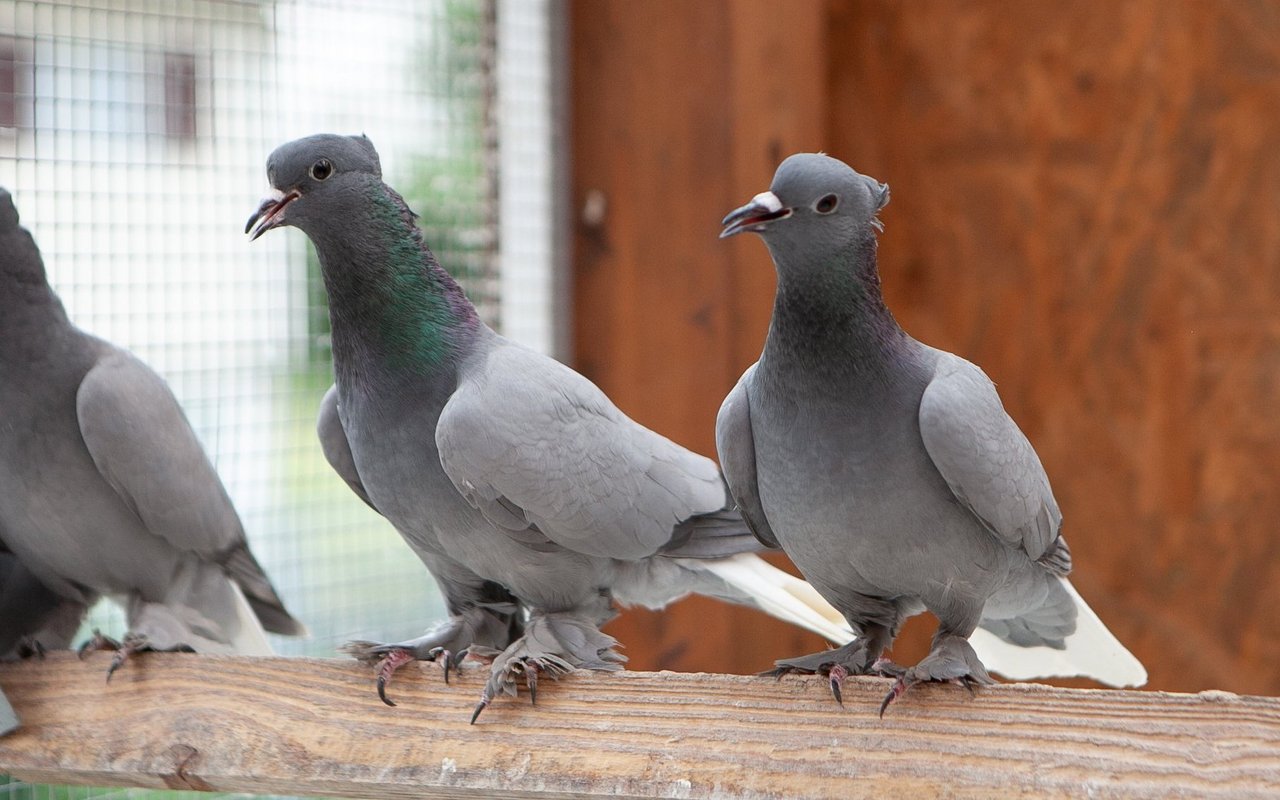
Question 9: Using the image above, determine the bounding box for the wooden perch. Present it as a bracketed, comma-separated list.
[0, 653, 1277, 799]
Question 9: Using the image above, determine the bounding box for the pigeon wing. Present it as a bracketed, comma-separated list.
[917, 351, 1063, 564]
[75, 350, 303, 634]
[317, 383, 377, 510]
[715, 364, 780, 548]
[436, 342, 727, 561]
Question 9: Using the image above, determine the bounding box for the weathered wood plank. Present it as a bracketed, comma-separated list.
[0, 654, 1277, 798]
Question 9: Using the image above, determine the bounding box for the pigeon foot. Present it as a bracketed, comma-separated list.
[341, 619, 471, 707]
[469, 654, 570, 724]
[15, 637, 46, 660]
[878, 633, 993, 717]
[765, 639, 899, 705]
[78, 630, 191, 681]
[467, 611, 623, 723]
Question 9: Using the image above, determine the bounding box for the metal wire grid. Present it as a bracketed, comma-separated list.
[0, 0, 524, 797]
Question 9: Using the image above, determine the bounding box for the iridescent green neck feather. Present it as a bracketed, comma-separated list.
[310, 182, 480, 384]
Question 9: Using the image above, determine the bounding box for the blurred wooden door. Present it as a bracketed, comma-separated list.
[571, 0, 1280, 696]
[569, 0, 834, 674]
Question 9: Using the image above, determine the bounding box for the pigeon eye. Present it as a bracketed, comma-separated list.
[310, 159, 333, 181]
[814, 194, 839, 214]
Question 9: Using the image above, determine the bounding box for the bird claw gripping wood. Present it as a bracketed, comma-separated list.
[343, 639, 466, 707]
[374, 648, 417, 707]
[878, 672, 980, 718]
[879, 676, 908, 718]
[470, 689, 494, 724]
[470, 656, 568, 724]
[827, 663, 849, 706]
[78, 629, 121, 660]
[78, 630, 170, 682]
[768, 651, 906, 709]
[431, 646, 467, 686]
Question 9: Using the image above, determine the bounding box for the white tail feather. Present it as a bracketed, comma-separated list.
[0, 689, 18, 736]
[970, 577, 1147, 687]
[682, 558, 1144, 687]
[227, 581, 275, 657]
[683, 554, 855, 645]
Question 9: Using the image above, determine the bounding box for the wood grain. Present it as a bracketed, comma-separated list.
[1, 653, 1278, 798]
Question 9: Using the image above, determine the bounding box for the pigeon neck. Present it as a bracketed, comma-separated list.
[761, 233, 908, 381]
[311, 183, 480, 384]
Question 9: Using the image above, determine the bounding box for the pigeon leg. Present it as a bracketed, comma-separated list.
[879, 632, 993, 717]
[341, 617, 473, 706]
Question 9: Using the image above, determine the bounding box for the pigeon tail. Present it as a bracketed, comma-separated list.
[676, 553, 855, 645]
[222, 546, 308, 637]
[970, 577, 1146, 687]
[226, 580, 275, 657]
[661, 505, 764, 559]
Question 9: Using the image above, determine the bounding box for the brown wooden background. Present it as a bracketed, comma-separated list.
[571, 0, 1280, 696]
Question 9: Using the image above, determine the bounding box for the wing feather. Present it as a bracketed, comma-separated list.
[437, 341, 726, 560]
[714, 364, 780, 548]
[76, 351, 303, 634]
[918, 352, 1062, 563]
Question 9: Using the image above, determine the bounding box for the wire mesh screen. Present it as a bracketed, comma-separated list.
[0, 0, 528, 797]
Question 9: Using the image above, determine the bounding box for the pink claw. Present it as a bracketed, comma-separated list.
[828, 664, 849, 706]
[879, 676, 908, 718]
[375, 648, 417, 707]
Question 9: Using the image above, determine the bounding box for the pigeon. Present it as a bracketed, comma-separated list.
[246, 134, 853, 720]
[717, 153, 1146, 712]
[0, 187, 306, 678]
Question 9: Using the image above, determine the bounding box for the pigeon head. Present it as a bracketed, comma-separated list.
[0, 189, 19, 233]
[246, 134, 382, 240]
[720, 153, 889, 255]
[0, 188, 50, 291]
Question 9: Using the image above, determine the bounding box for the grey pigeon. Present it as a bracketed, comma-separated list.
[246, 134, 852, 720]
[0, 188, 305, 677]
[717, 154, 1146, 711]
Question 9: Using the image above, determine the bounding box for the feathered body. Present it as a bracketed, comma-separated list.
[717, 154, 1145, 698]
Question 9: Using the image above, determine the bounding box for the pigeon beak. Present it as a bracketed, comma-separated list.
[245, 188, 300, 241]
[720, 191, 792, 239]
